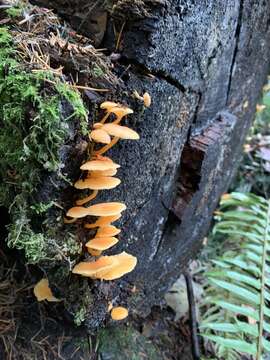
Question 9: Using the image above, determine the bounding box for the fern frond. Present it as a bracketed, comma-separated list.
[201, 192, 270, 360]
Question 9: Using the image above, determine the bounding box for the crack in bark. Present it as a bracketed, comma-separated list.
[119, 56, 198, 94]
[226, 0, 245, 103]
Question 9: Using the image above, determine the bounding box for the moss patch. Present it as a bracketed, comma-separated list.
[98, 326, 161, 360]
[0, 27, 88, 263]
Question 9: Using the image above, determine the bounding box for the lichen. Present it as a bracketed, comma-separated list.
[0, 27, 88, 263]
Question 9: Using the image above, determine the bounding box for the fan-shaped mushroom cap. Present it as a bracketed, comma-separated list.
[90, 168, 118, 177]
[111, 107, 134, 117]
[111, 306, 128, 320]
[102, 124, 139, 140]
[74, 176, 121, 190]
[34, 279, 60, 302]
[87, 202, 126, 216]
[72, 256, 117, 277]
[101, 252, 137, 280]
[90, 129, 111, 144]
[84, 214, 121, 229]
[86, 236, 118, 250]
[100, 101, 119, 110]
[66, 206, 90, 218]
[80, 158, 120, 171]
[96, 225, 121, 237]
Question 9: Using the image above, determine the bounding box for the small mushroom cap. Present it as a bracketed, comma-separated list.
[86, 236, 118, 250]
[87, 202, 126, 216]
[66, 206, 90, 218]
[33, 279, 60, 302]
[72, 256, 117, 277]
[96, 225, 121, 237]
[111, 306, 129, 320]
[90, 129, 111, 144]
[74, 176, 121, 190]
[110, 107, 134, 117]
[101, 252, 137, 280]
[143, 92, 151, 107]
[90, 168, 118, 177]
[102, 124, 139, 140]
[93, 122, 104, 129]
[84, 214, 121, 229]
[100, 101, 119, 110]
[80, 158, 120, 171]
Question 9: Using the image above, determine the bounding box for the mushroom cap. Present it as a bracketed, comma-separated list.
[74, 176, 121, 190]
[143, 92, 151, 107]
[90, 129, 111, 144]
[101, 252, 137, 280]
[110, 107, 134, 117]
[66, 206, 90, 218]
[87, 202, 126, 216]
[84, 214, 121, 229]
[86, 236, 118, 250]
[90, 168, 118, 177]
[80, 158, 120, 171]
[102, 123, 139, 140]
[33, 279, 60, 302]
[72, 256, 117, 277]
[100, 101, 119, 110]
[111, 306, 129, 320]
[93, 122, 104, 129]
[96, 225, 121, 237]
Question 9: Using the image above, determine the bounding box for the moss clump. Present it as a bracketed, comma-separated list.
[98, 326, 161, 360]
[0, 27, 88, 263]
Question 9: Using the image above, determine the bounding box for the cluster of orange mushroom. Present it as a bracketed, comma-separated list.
[68, 101, 140, 320]
[33, 101, 141, 321]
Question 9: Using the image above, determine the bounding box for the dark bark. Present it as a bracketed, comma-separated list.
[30, 0, 270, 328]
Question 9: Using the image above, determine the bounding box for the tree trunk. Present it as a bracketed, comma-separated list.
[22, 0, 270, 329]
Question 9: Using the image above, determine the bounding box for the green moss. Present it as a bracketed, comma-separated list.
[98, 326, 161, 360]
[0, 27, 88, 263]
[5, 5, 23, 18]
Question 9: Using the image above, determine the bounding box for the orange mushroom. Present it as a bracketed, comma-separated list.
[80, 158, 120, 171]
[111, 306, 129, 320]
[74, 176, 121, 190]
[90, 169, 118, 177]
[100, 101, 120, 110]
[143, 92, 151, 107]
[72, 256, 117, 278]
[33, 279, 60, 302]
[102, 124, 139, 140]
[101, 252, 137, 280]
[86, 236, 119, 250]
[90, 128, 111, 144]
[84, 214, 121, 229]
[87, 202, 126, 217]
[76, 189, 99, 206]
[66, 206, 90, 218]
[95, 225, 121, 237]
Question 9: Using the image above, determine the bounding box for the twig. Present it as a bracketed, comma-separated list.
[184, 270, 201, 360]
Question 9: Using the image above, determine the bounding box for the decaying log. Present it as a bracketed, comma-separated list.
[16, 0, 270, 328]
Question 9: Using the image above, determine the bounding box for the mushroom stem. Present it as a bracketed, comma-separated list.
[76, 190, 98, 206]
[94, 137, 120, 156]
[100, 112, 110, 124]
[112, 116, 124, 124]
